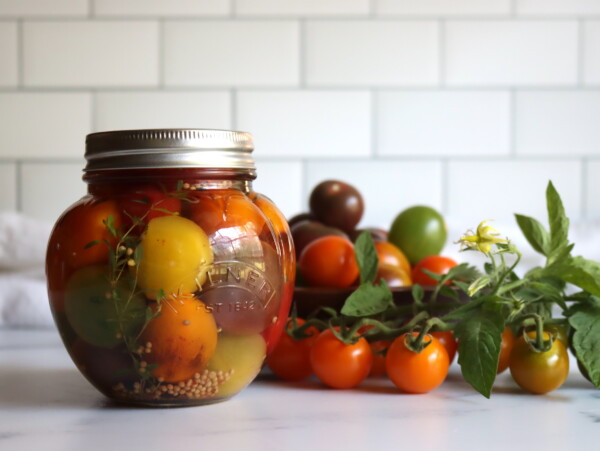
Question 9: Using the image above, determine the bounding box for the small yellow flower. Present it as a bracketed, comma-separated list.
[459, 220, 508, 254]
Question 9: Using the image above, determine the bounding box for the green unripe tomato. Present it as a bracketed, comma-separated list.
[65, 265, 146, 348]
[388, 206, 447, 265]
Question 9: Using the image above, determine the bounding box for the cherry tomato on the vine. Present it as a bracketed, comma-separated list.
[509, 331, 570, 394]
[497, 326, 516, 374]
[386, 333, 449, 394]
[267, 319, 319, 382]
[310, 328, 373, 389]
[431, 331, 458, 364]
[298, 235, 359, 288]
[412, 255, 458, 286]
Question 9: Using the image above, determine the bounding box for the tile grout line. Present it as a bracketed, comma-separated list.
[440, 158, 449, 215]
[299, 19, 306, 88]
[158, 18, 165, 89]
[15, 160, 22, 212]
[370, 89, 378, 158]
[510, 89, 517, 158]
[230, 88, 237, 129]
[581, 157, 588, 220]
[578, 19, 585, 87]
[438, 19, 445, 87]
[17, 19, 24, 89]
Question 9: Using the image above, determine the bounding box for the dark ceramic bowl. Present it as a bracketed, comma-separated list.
[293, 285, 466, 318]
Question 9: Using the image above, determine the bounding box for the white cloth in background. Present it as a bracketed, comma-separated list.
[0, 212, 598, 328]
[0, 212, 53, 328]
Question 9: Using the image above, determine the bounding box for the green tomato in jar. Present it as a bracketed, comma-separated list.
[207, 333, 266, 399]
[137, 215, 213, 299]
[65, 265, 146, 348]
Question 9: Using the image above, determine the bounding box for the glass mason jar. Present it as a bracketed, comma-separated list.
[46, 129, 295, 406]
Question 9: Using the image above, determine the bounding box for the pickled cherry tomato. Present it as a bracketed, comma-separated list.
[64, 265, 146, 348]
[57, 198, 122, 270]
[137, 215, 213, 299]
[141, 293, 218, 383]
[120, 185, 181, 225]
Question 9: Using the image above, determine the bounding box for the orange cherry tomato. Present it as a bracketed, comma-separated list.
[376, 264, 412, 288]
[375, 241, 411, 275]
[431, 330, 458, 364]
[386, 333, 449, 394]
[497, 326, 516, 374]
[509, 331, 570, 394]
[141, 293, 218, 383]
[412, 255, 458, 286]
[266, 318, 319, 382]
[310, 328, 373, 389]
[298, 235, 359, 288]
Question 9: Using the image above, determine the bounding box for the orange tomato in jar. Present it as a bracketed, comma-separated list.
[141, 293, 218, 383]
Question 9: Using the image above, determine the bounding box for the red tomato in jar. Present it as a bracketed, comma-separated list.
[61, 198, 123, 270]
[120, 185, 181, 226]
[412, 255, 458, 286]
[298, 235, 359, 288]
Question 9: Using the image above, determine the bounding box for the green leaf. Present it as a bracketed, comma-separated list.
[411, 284, 424, 304]
[444, 263, 481, 284]
[546, 181, 569, 256]
[467, 275, 491, 297]
[103, 214, 118, 238]
[514, 213, 549, 256]
[84, 240, 102, 249]
[567, 298, 600, 387]
[548, 256, 600, 297]
[354, 231, 378, 284]
[340, 281, 393, 317]
[454, 306, 505, 398]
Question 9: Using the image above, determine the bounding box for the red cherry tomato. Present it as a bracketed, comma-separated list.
[412, 255, 458, 286]
[58, 198, 122, 270]
[386, 333, 450, 394]
[266, 318, 319, 382]
[310, 328, 373, 389]
[431, 331, 458, 364]
[298, 236, 359, 288]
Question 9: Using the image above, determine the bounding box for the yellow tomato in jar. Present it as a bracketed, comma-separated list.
[137, 215, 213, 299]
[207, 333, 266, 399]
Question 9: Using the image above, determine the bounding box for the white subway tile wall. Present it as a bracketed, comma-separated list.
[0, 1, 598, 230]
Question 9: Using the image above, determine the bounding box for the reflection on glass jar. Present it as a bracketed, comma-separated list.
[46, 129, 295, 406]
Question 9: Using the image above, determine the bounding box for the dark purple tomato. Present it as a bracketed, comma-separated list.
[287, 212, 315, 229]
[290, 219, 348, 258]
[309, 180, 364, 234]
[349, 227, 388, 243]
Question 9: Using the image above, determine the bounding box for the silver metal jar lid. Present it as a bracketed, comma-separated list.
[84, 129, 255, 172]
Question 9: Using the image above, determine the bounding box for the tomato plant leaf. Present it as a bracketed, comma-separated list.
[341, 281, 393, 317]
[454, 305, 504, 398]
[411, 284, 424, 304]
[514, 213, 549, 256]
[567, 297, 600, 387]
[548, 256, 600, 297]
[354, 231, 378, 285]
[546, 181, 570, 256]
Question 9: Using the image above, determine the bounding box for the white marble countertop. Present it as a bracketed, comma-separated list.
[1, 327, 598, 451]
